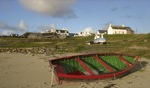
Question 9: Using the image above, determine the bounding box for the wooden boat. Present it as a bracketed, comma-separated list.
[49, 53, 139, 80]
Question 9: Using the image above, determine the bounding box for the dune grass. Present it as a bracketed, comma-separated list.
[0, 34, 150, 58]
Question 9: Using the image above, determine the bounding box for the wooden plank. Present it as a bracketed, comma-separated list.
[94, 55, 115, 73]
[50, 64, 60, 87]
[118, 56, 132, 67]
[75, 57, 94, 75]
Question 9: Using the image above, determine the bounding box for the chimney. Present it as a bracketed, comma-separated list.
[109, 23, 112, 27]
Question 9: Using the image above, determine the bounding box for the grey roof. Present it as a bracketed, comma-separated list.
[111, 25, 132, 30]
[56, 29, 69, 33]
[98, 30, 107, 33]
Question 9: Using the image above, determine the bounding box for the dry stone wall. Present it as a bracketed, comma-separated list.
[0, 46, 72, 56]
[0, 47, 54, 55]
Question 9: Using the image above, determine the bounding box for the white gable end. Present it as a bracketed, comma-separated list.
[107, 26, 113, 34]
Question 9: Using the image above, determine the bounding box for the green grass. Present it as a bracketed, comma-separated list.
[122, 56, 135, 64]
[81, 57, 110, 73]
[59, 58, 86, 73]
[0, 34, 150, 58]
[100, 56, 128, 71]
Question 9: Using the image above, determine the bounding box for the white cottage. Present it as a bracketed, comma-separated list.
[56, 29, 69, 36]
[74, 31, 92, 37]
[48, 28, 69, 37]
[98, 23, 134, 35]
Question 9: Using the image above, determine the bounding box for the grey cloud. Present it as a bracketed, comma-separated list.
[123, 15, 132, 18]
[111, 6, 131, 12]
[18, 20, 28, 32]
[122, 6, 131, 10]
[20, 0, 77, 18]
[0, 21, 17, 31]
[83, 27, 94, 33]
[111, 7, 118, 12]
[121, 15, 142, 19]
[0, 20, 28, 35]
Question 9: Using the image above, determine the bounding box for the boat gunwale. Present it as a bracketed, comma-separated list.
[50, 53, 137, 61]
[49, 53, 139, 79]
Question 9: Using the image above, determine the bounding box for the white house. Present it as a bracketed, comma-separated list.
[74, 29, 94, 37]
[74, 31, 92, 37]
[46, 27, 69, 37]
[56, 29, 69, 36]
[98, 23, 134, 35]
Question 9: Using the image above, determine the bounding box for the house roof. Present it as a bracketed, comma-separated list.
[28, 33, 42, 36]
[98, 30, 107, 33]
[112, 26, 128, 29]
[111, 25, 132, 30]
[56, 29, 69, 33]
[42, 33, 57, 36]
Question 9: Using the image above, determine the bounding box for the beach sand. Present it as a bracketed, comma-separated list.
[0, 53, 150, 88]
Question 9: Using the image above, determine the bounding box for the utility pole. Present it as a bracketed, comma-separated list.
[136, 28, 137, 34]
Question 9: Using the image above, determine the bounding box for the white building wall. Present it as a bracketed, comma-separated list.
[74, 31, 92, 37]
[102, 23, 131, 35]
[113, 29, 127, 34]
[107, 26, 113, 34]
[57, 30, 69, 36]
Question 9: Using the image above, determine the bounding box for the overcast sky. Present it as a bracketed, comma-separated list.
[0, 0, 150, 35]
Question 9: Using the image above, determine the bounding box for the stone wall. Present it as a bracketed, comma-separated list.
[0, 46, 72, 56]
[0, 47, 55, 55]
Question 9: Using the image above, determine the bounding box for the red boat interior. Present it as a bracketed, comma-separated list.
[51, 54, 138, 77]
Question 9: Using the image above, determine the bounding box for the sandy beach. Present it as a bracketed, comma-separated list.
[0, 53, 150, 88]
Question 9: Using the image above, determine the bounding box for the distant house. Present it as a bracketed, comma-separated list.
[22, 32, 58, 39]
[97, 30, 107, 34]
[56, 29, 69, 36]
[69, 33, 76, 37]
[27, 33, 42, 39]
[46, 28, 69, 38]
[74, 31, 93, 37]
[98, 23, 134, 34]
[42, 33, 54, 38]
[10, 34, 19, 37]
[42, 33, 58, 38]
[22, 30, 68, 39]
[21, 32, 33, 38]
